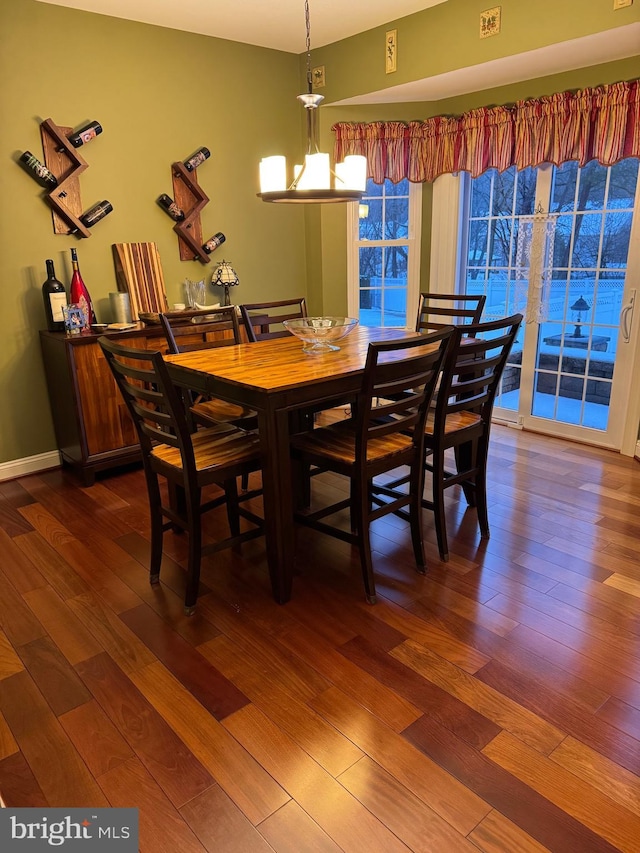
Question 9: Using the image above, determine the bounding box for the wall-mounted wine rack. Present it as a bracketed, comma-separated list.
[170, 161, 211, 264]
[40, 118, 92, 237]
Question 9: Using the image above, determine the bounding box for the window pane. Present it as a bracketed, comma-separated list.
[514, 168, 537, 215]
[571, 213, 602, 268]
[602, 211, 633, 266]
[492, 168, 516, 216]
[385, 197, 409, 238]
[489, 219, 512, 266]
[471, 172, 492, 217]
[551, 162, 578, 211]
[576, 160, 606, 211]
[359, 199, 382, 240]
[467, 220, 488, 266]
[607, 159, 639, 209]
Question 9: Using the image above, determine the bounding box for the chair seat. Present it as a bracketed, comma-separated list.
[292, 421, 414, 466]
[192, 398, 256, 425]
[151, 424, 261, 471]
[425, 409, 481, 436]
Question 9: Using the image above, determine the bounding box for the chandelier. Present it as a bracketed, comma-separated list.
[257, 0, 367, 204]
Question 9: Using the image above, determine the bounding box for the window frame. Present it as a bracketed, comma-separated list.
[347, 178, 422, 327]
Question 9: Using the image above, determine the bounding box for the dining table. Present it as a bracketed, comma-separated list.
[165, 324, 421, 603]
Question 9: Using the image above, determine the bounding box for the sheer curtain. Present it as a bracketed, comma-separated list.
[333, 80, 640, 182]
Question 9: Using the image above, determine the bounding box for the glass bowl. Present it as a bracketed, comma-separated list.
[283, 316, 359, 354]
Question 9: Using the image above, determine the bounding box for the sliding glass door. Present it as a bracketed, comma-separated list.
[458, 158, 639, 449]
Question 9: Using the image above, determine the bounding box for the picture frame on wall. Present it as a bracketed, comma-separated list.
[385, 29, 397, 74]
[480, 7, 501, 39]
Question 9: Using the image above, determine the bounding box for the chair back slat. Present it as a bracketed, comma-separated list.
[240, 298, 307, 342]
[160, 306, 241, 355]
[416, 292, 486, 333]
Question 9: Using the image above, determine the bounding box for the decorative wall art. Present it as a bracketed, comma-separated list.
[312, 65, 325, 88]
[480, 7, 501, 39]
[385, 29, 397, 73]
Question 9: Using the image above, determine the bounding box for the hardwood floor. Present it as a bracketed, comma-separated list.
[1, 425, 639, 851]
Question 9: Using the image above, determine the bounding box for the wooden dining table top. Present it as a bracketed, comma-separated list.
[164, 325, 421, 395]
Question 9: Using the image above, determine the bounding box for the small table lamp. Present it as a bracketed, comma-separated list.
[211, 260, 239, 306]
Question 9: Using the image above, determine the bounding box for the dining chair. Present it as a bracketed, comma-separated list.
[383, 313, 522, 562]
[98, 336, 264, 615]
[240, 297, 307, 342]
[290, 327, 453, 604]
[159, 306, 256, 427]
[415, 292, 486, 332]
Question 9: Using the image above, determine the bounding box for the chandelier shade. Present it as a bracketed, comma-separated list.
[257, 1, 367, 204]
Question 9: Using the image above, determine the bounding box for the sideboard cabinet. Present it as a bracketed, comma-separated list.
[40, 318, 260, 485]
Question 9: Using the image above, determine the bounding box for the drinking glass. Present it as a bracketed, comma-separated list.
[184, 279, 205, 308]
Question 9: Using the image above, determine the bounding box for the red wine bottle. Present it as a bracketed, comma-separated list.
[69, 248, 96, 325]
[42, 259, 67, 332]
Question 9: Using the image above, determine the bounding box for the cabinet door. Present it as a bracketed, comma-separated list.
[73, 338, 144, 455]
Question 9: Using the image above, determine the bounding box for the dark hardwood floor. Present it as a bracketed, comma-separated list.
[1, 425, 639, 851]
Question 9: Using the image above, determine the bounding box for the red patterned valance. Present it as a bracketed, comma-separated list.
[333, 80, 640, 183]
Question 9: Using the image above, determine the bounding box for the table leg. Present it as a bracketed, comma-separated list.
[258, 406, 295, 603]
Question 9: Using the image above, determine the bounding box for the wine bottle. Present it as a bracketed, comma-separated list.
[68, 121, 103, 148]
[42, 259, 67, 332]
[79, 200, 113, 228]
[157, 194, 185, 221]
[19, 151, 58, 189]
[184, 147, 210, 171]
[202, 232, 226, 254]
[69, 248, 96, 326]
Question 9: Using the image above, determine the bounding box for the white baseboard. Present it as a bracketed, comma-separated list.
[636, 441, 640, 463]
[0, 451, 61, 482]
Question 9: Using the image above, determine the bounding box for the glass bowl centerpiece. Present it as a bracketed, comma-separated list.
[283, 316, 359, 354]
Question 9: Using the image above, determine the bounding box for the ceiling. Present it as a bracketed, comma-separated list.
[36, 0, 447, 53]
[37, 1, 638, 104]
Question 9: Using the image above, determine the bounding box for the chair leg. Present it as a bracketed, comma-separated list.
[430, 449, 449, 562]
[224, 477, 241, 538]
[240, 472, 249, 492]
[355, 480, 376, 604]
[455, 440, 477, 506]
[184, 487, 202, 616]
[409, 466, 427, 574]
[146, 470, 164, 585]
[475, 438, 490, 540]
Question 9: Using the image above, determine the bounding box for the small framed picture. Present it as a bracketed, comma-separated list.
[480, 7, 501, 39]
[386, 29, 397, 74]
[312, 65, 325, 88]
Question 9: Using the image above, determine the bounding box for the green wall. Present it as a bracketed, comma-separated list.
[2, 0, 639, 467]
[312, 0, 639, 104]
[0, 0, 308, 465]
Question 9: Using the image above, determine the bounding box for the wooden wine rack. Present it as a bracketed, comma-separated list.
[170, 160, 211, 264]
[40, 118, 91, 237]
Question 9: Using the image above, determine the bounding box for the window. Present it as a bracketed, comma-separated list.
[348, 178, 421, 327]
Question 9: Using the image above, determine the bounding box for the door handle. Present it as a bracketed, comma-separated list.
[621, 289, 636, 344]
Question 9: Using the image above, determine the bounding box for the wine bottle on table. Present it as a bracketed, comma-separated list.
[69, 248, 96, 326]
[42, 259, 67, 332]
